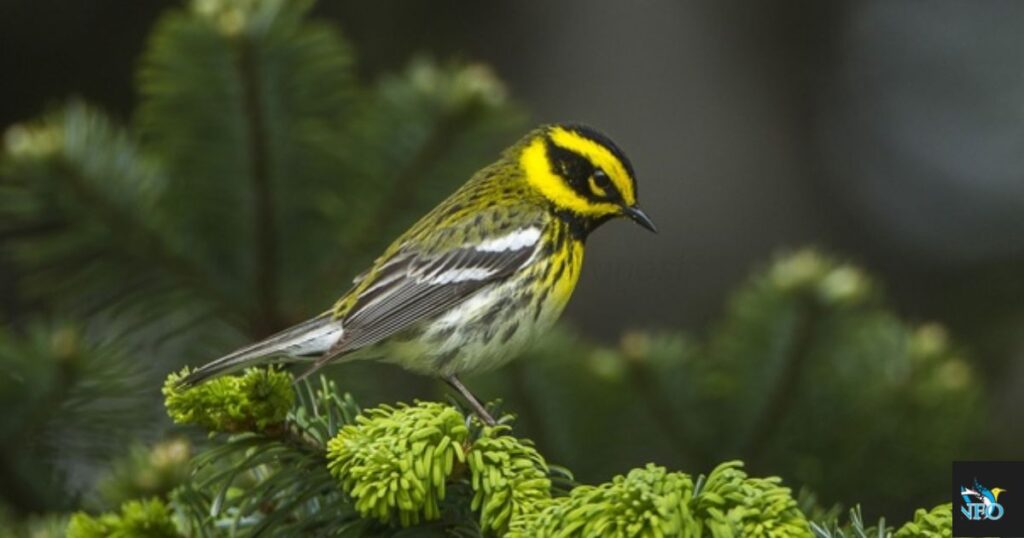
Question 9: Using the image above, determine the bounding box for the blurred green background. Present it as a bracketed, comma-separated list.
[0, 0, 1021, 535]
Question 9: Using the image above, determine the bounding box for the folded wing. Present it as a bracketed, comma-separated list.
[333, 225, 543, 354]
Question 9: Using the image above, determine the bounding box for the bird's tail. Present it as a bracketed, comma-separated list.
[180, 311, 343, 386]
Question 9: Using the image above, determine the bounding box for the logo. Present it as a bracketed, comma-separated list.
[953, 461, 1024, 537]
[960, 479, 1006, 521]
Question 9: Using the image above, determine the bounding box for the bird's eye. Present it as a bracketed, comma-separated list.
[588, 169, 612, 198]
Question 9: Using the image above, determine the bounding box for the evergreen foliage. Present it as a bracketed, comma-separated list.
[67, 498, 179, 538]
[509, 460, 811, 538]
[468, 426, 551, 534]
[809, 503, 953, 538]
[488, 250, 979, 513]
[163, 367, 294, 432]
[65, 370, 957, 537]
[507, 464, 696, 538]
[92, 439, 192, 512]
[892, 504, 952, 538]
[0, 0, 982, 535]
[0, 321, 154, 512]
[326, 401, 471, 526]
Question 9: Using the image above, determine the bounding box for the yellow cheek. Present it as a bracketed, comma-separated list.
[587, 176, 608, 198]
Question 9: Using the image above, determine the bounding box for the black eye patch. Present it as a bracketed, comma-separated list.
[544, 139, 625, 205]
[545, 138, 595, 193]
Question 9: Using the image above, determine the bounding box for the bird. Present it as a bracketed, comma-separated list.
[974, 480, 1007, 506]
[963, 480, 1007, 519]
[181, 123, 656, 425]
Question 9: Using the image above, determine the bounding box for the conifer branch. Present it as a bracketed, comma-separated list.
[349, 104, 478, 258]
[149, 369, 954, 538]
[235, 35, 281, 336]
[0, 349, 75, 513]
[506, 361, 550, 452]
[627, 355, 705, 467]
[55, 365, 962, 537]
[743, 297, 820, 462]
[54, 159, 238, 319]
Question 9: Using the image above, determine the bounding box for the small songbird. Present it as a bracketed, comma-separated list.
[182, 123, 656, 425]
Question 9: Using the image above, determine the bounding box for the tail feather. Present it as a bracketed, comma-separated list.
[181, 312, 342, 386]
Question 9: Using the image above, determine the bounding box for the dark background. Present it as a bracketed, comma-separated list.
[5, 1, 1023, 328]
[2, 0, 1023, 513]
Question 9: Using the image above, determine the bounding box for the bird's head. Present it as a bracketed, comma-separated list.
[992, 488, 1007, 501]
[517, 123, 656, 235]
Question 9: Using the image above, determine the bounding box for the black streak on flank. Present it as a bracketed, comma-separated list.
[435, 348, 459, 369]
[514, 292, 532, 312]
[551, 262, 566, 287]
[534, 286, 551, 313]
[500, 322, 519, 344]
[533, 299, 545, 321]
[478, 302, 505, 327]
[432, 324, 457, 343]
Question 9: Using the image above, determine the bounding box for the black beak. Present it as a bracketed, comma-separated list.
[623, 205, 657, 233]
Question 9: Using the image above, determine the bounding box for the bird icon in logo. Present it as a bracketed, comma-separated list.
[961, 479, 1007, 520]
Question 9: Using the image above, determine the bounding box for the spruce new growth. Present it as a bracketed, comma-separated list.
[62, 368, 955, 537]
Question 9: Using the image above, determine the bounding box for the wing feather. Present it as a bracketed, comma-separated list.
[334, 225, 542, 354]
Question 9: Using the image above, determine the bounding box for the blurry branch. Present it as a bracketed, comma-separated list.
[135, 0, 360, 329]
[622, 341, 705, 466]
[54, 159, 236, 319]
[352, 89, 487, 255]
[68, 498, 178, 538]
[0, 323, 154, 513]
[505, 361, 549, 454]
[91, 439, 191, 512]
[235, 32, 281, 335]
[327, 59, 522, 281]
[134, 0, 523, 329]
[742, 296, 819, 462]
[1, 104, 233, 321]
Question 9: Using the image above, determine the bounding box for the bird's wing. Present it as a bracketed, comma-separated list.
[330, 212, 546, 356]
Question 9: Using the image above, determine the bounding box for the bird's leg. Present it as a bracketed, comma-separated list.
[294, 349, 340, 384]
[443, 375, 496, 426]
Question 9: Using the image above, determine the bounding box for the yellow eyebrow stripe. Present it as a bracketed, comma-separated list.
[549, 126, 635, 206]
[520, 138, 620, 216]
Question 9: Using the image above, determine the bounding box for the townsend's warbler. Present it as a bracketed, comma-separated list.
[183, 123, 655, 424]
